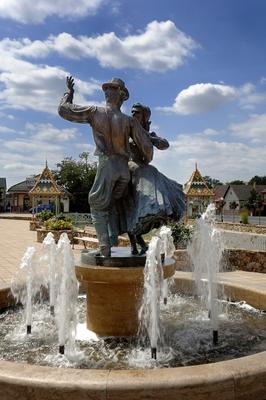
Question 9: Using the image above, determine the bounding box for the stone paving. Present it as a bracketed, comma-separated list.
[1, 218, 266, 297]
[0, 218, 83, 290]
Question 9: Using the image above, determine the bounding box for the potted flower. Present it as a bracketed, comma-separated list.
[36, 214, 74, 243]
[29, 210, 55, 231]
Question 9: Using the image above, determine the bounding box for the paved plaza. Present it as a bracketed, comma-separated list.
[0, 218, 266, 297]
[0, 218, 83, 291]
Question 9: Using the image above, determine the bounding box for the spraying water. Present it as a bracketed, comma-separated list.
[159, 226, 175, 260]
[41, 233, 57, 315]
[159, 226, 175, 304]
[139, 236, 164, 359]
[11, 247, 37, 334]
[56, 233, 79, 355]
[11, 232, 80, 357]
[187, 203, 224, 344]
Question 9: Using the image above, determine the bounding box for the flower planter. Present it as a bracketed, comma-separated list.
[36, 228, 75, 243]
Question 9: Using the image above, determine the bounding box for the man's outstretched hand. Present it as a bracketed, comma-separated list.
[66, 76, 75, 93]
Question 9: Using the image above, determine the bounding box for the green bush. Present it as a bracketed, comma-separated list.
[170, 222, 193, 248]
[44, 219, 73, 231]
[53, 213, 72, 222]
[36, 210, 54, 222]
[240, 210, 249, 224]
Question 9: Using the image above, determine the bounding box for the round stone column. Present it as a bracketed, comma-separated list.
[75, 247, 176, 336]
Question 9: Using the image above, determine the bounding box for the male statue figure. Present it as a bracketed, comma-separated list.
[58, 76, 153, 257]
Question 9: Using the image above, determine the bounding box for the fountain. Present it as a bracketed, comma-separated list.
[1, 220, 266, 399]
[1, 74, 266, 399]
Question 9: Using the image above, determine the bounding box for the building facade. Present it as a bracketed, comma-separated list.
[0, 178, 7, 212]
[214, 184, 266, 216]
[7, 165, 70, 213]
[184, 165, 215, 219]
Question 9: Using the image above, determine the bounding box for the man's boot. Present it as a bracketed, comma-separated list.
[91, 209, 111, 257]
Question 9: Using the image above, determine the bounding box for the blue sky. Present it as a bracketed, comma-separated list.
[0, 0, 266, 189]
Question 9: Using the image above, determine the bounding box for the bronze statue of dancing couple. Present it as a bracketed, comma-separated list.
[58, 77, 184, 257]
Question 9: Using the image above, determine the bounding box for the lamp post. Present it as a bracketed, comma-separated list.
[219, 197, 225, 222]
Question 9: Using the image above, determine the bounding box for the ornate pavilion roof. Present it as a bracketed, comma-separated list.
[29, 164, 63, 196]
[184, 164, 214, 197]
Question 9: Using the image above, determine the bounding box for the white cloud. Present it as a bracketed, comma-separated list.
[3, 122, 79, 154]
[3, 162, 38, 171]
[8, 21, 197, 72]
[202, 128, 220, 137]
[229, 113, 266, 143]
[0, 0, 105, 24]
[152, 132, 266, 185]
[238, 83, 266, 109]
[26, 122, 77, 142]
[1, 121, 88, 187]
[158, 83, 236, 114]
[0, 20, 195, 113]
[0, 38, 101, 114]
[78, 20, 198, 71]
[4, 139, 62, 153]
[0, 126, 16, 133]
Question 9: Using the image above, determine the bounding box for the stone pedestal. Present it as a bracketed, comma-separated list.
[75, 247, 176, 336]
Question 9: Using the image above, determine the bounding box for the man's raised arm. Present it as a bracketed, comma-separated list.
[58, 76, 96, 124]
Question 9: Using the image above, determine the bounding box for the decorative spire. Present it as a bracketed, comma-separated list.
[184, 164, 214, 197]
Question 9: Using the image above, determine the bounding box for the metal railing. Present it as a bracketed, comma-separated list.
[63, 213, 92, 227]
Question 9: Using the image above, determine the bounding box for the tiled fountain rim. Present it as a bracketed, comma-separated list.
[0, 278, 266, 399]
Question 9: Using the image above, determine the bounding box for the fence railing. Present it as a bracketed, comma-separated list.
[64, 213, 92, 226]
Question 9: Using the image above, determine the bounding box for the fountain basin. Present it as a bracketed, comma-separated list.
[76, 248, 176, 336]
[1, 271, 266, 399]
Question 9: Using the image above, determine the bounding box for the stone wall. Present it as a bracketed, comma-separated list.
[225, 249, 266, 273]
[36, 228, 76, 243]
[174, 249, 266, 274]
[216, 222, 266, 235]
[173, 250, 191, 271]
[220, 229, 266, 252]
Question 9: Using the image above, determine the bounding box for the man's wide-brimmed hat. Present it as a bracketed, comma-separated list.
[102, 78, 129, 101]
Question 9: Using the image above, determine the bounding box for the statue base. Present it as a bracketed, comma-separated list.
[75, 247, 176, 336]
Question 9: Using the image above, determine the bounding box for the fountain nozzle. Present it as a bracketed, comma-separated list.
[26, 325, 31, 334]
[151, 347, 157, 359]
[59, 345, 65, 355]
[213, 330, 218, 345]
[50, 305, 55, 316]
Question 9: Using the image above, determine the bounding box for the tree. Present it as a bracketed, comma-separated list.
[217, 198, 226, 222]
[245, 188, 262, 216]
[229, 201, 238, 222]
[203, 176, 223, 189]
[248, 175, 266, 185]
[227, 180, 245, 185]
[54, 152, 97, 212]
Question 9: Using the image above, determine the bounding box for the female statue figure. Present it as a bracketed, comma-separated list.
[126, 103, 185, 255]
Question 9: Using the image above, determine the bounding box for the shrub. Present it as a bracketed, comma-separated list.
[44, 219, 73, 231]
[240, 210, 249, 224]
[53, 213, 72, 222]
[36, 210, 54, 222]
[170, 222, 193, 248]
